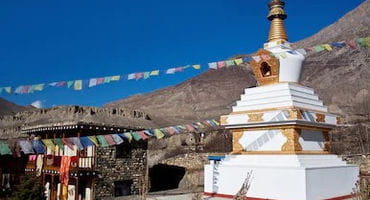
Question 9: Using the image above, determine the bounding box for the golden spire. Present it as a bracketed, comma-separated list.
[267, 0, 288, 43]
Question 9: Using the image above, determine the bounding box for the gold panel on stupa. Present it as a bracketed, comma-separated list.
[250, 49, 280, 85]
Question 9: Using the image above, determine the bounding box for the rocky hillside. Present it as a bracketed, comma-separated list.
[0, 97, 31, 116]
[106, 0, 370, 126]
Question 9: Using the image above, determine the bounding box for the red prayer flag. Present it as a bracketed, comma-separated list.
[347, 40, 357, 49]
[135, 73, 143, 80]
[137, 131, 149, 140]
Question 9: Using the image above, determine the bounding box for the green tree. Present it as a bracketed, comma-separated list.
[11, 174, 44, 200]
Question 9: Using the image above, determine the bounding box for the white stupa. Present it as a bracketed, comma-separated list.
[204, 1, 358, 200]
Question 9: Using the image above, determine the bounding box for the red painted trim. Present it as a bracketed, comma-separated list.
[203, 192, 352, 200]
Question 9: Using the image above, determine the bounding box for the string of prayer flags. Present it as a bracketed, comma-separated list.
[1, 36, 369, 96]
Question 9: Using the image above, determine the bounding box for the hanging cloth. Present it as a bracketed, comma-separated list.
[111, 134, 124, 145]
[19, 140, 35, 154]
[104, 135, 116, 146]
[32, 140, 45, 154]
[96, 135, 109, 147]
[36, 155, 44, 176]
[53, 138, 65, 149]
[70, 137, 84, 150]
[42, 139, 56, 152]
[62, 138, 74, 150]
[60, 156, 71, 185]
[0, 142, 12, 155]
[87, 136, 99, 146]
[80, 137, 94, 148]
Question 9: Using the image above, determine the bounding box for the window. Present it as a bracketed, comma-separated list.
[115, 143, 132, 158]
[114, 180, 133, 197]
[260, 62, 272, 77]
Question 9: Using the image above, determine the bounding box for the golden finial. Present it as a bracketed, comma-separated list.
[267, 0, 288, 43]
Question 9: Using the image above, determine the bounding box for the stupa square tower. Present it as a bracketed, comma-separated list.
[204, 1, 358, 200]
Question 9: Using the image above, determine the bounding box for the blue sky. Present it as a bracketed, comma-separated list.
[0, 0, 366, 108]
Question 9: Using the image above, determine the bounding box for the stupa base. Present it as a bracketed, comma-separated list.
[204, 154, 358, 200]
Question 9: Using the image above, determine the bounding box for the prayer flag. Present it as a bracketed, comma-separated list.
[96, 78, 104, 85]
[208, 62, 217, 69]
[104, 135, 116, 146]
[143, 72, 150, 79]
[175, 67, 184, 72]
[32, 140, 45, 154]
[96, 135, 109, 147]
[135, 73, 143, 80]
[131, 132, 142, 141]
[42, 139, 55, 152]
[242, 57, 252, 63]
[166, 127, 176, 135]
[67, 81, 74, 88]
[111, 134, 124, 145]
[150, 70, 159, 76]
[356, 38, 367, 47]
[89, 79, 97, 87]
[234, 58, 243, 65]
[22, 86, 31, 94]
[53, 138, 64, 149]
[87, 136, 99, 146]
[49, 82, 58, 87]
[4, 87, 11, 94]
[137, 131, 149, 140]
[186, 124, 195, 132]
[279, 52, 287, 58]
[154, 129, 165, 139]
[212, 119, 220, 126]
[0, 142, 12, 155]
[144, 130, 154, 136]
[62, 138, 75, 150]
[365, 37, 370, 47]
[322, 44, 333, 51]
[296, 49, 307, 55]
[330, 42, 346, 48]
[252, 56, 261, 62]
[19, 140, 34, 154]
[192, 64, 201, 70]
[80, 137, 94, 148]
[14, 86, 23, 94]
[225, 60, 235, 67]
[71, 137, 84, 150]
[166, 68, 176, 74]
[123, 133, 133, 143]
[347, 40, 357, 49]
[32, 84, 44, 91]
[104, 76, 112, 83]
[128, 73, 136, 80]
[111, 75, 121, 81]
[217, 61, 226, 69]
[74, 80, 83, 90]
[313, 45, 325, 52]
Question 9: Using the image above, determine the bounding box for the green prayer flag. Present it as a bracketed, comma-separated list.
[96, 135, 109, 147]
[53, 138, 64, 149]
[67, 81, 74, 88]
[143, 72, 150, 79]
[356, 38, 367, 47]
[87, 136, 99, 146]
[111, 75, 121, 81]
[42, 139, 55, 152]
[154, 129, 165, 139]
[0, 142, 12, 155]
[104, 76, 112, 83]
[131, 132, 142, 141]
[150, 70, 159, 76]
[74, 80, 82, 90]
[225, 60, 235, 67]
[313, 45, 325, 52]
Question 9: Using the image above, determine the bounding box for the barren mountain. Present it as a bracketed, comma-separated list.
[106, 0, 370, 126]
[0, 97, 31, 116]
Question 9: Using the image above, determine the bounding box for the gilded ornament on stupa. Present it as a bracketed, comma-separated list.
[267, 0, 288, 43]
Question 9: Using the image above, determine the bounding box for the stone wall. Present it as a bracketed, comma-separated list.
[95, 141, 147, 199]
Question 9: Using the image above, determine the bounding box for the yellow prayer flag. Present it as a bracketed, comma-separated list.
[192, 64, 201, 70]
[74, 80, 82, 90]
[4, 87, 11, 93]
[322, 44, 333, 51]
[150, 70, 159, 76]
[88, 136, 99, 146]
[111, 75, 120, 81]
[154, 129, 165, 139]
[124, 133, 133, 143]
[279, 52, 287, 59]
[234, 58, 243, 65]
[365, 37, 370, 47]
[33, 84, 44, 91]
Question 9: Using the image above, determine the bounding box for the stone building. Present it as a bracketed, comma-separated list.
[0, 106, 155, 200]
